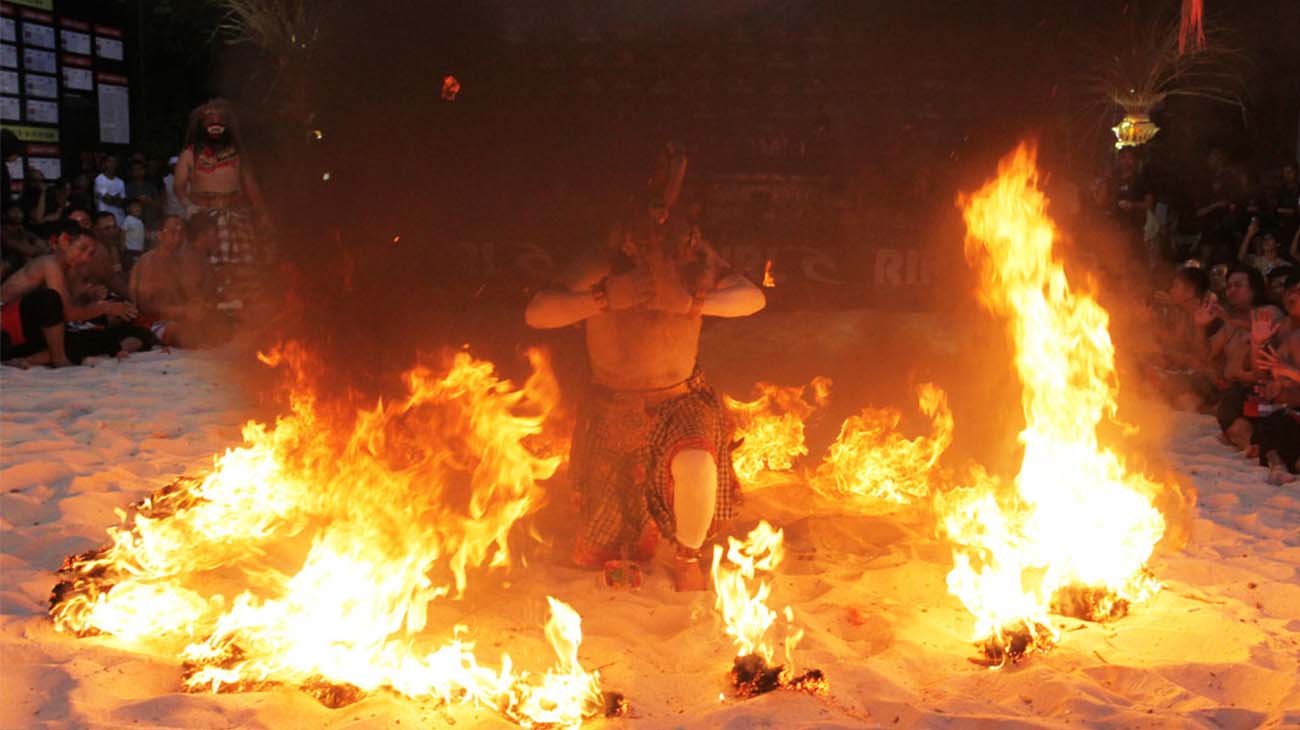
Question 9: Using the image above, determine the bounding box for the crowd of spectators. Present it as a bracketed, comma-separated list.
[2, 123, 245, 368]
[1134, 145, 1300, 484]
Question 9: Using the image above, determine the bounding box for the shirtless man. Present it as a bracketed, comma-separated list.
[1, 221, 134, 366]
[1195, 266, 1267, 449]
[525, 146, 766, 591]
[1255, 275, 1300, 483]
[1152, 266, 1215, 410]
[130, 215, 230, 347]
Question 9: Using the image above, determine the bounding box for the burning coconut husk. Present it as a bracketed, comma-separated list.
[47, 343, 621, 728]
[728, 653, 829, 699]
[712, 522, 827, 699]
[938, 144, 1169, 667]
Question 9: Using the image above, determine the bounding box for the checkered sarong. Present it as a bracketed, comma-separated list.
[569, 369, 740, 565]
[200, 206, 256, 265]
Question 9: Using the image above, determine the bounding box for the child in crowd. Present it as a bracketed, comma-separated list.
[122, 199, 147, 270]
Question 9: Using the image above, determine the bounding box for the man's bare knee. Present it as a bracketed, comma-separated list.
[672, 449, 717, 550]
[671, 449, 717, 481]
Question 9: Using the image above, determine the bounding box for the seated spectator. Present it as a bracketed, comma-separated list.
[68, 173, 93, 213]
[1194, 265, 1267, 450]
[0, 221, 135, 367]
[2, 203, 48, 279]
[33, 179, 74, 235]
[1237, 217, 1292, 277]
[64, 206, 92, 231]
[1250, 295, 1299, 484]
[129, 214, 231, 348]
[1151, 266, 1216, 410]
[91, 211, 125, 266]
[122, 199, 147, 269]
[1266, 264, 1295, 307]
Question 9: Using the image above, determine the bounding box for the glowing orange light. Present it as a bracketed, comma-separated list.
[724, 378, 831, 485]
[938, 144, 1165, 663]
[812, 383, 953, 507]
[50, 344, 608, 726]
[442, 75, 461, 101]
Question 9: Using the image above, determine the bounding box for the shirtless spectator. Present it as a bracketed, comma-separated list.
[2, 203, 47, 278]
[1194, 266, 1266, 449]
[129, 215, 230, 348]
[1255, 273, 1300, 483]
[75, 221, 131, 302]
[0, 221, 133, 367]
[1152, 266, 1214, 409]
[91, 211, 125, 269]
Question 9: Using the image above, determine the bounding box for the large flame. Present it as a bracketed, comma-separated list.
[50, 343, 606, 726]
[710, 521, 801, 665]
[725, 377, 831, 484]
[811, 383, 954, 506]
[939, 144, 1165, 662]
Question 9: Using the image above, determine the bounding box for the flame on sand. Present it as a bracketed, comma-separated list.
[725, 377, 831, 484]
[711, 521, 825, 697]
[938, 144, 1165, 663]
[711, 521, 792, 664]
[811, 382, 954, 506]
[50, 343, 610, 727]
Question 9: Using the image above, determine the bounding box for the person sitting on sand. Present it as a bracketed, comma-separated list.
[0, 222, 135, 367]
[1255, 274, 1300, 484]
[2, 202, 48, 279]
[1151, 266, 1216, 410]
[1195, 266, 1268, 450]
[129, 214, 231, 348]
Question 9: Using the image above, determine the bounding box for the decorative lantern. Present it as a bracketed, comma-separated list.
[1111, 112, 1160, 150]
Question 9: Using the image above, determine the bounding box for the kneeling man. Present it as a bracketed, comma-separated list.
[525, 147, 765, 590]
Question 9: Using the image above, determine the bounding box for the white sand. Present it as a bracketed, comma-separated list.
[2, 347, 1298, 730]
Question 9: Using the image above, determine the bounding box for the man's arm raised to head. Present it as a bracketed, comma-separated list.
[524, 250, 612, 330]
[697, 272, 766, 318]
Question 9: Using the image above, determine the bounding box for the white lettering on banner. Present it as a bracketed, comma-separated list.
[511, 242, 555, 279]
[873, 249, 931, 287]
[781, 245, 842, 285]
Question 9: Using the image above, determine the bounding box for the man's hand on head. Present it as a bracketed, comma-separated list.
[605, 269, 654, 311]
[647, 263, 694, 315]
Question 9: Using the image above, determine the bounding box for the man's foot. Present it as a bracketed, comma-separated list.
[1266, 451, 1297, 486]
[1267, 464, 1296, 486]
[2, 357, 32, 370]
[672, 545, 708, 592]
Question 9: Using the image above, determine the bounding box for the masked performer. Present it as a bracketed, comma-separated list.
[173, 99, 267, 272]
[525, 144, 766, 591]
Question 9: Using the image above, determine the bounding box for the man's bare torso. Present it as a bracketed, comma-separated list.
[586, 308, 701, 390]
[571, 231, 714, 391]
[133, 249, 186, 319]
